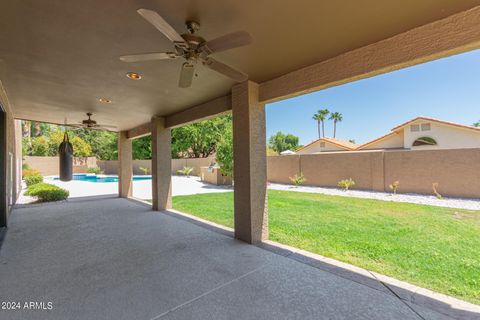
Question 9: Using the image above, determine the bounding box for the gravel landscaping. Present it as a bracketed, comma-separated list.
[269, 183, 480, 210]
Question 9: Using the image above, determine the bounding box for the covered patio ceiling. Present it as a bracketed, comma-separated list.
[1, 0, 480, 130]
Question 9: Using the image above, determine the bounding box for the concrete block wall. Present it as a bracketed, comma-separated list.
[24, 156, 97, 176]
[267, 148, 480, 198]
[97, 156, 216, 176]
[384, 148, 480, 198]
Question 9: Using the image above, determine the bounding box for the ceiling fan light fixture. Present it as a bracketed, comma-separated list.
[126, 72, 142, 80]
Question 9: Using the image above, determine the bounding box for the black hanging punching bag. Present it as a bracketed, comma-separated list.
[59, 132, 73, 181]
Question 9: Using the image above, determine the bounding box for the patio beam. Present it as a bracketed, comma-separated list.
[232, 81, 268, 244]
[165, 95, 232, 128]
[118, 131, 132, 198]
[259, 5, 480, 103]
[127, 123, 151, 139]
[151, 116, 172, 211]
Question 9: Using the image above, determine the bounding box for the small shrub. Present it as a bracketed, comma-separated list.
[177, 166, 194, 177]
[25, 175, 43, 187]
[289, 172, 306, 187]
[22, 168, 41, 178]
[432, 182, 443, 199]
[139, 166, 149, 175]
[389, 181, 400, 195]
[338, 178, 355, 191]
[22, 163, 31, 170]
[86, 167, 101, 174]
[25, 183, 69, 202]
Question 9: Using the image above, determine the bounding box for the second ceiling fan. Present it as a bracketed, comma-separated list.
[120, 8, 252, 88]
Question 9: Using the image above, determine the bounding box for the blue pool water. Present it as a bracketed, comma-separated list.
[53, 174, 151, 183]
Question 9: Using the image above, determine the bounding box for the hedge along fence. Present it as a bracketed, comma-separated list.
[267, 148, 480, 199]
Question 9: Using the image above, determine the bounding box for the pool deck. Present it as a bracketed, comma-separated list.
[17, 176, 232, 204]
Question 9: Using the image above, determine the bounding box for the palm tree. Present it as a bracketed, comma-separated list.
[312, 112, 322, 139]
[319, 109, 329, 137]
[313, 109, 330, 138]
[329, 112, 343, 138]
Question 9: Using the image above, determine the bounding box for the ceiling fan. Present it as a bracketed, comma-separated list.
[66, 113, 117, 131]
[120, 8, 252, 88]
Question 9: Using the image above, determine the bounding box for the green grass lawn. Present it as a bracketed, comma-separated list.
[173, 190, 480, 304]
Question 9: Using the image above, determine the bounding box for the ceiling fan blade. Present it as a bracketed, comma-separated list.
[178, 62, 195, 88]
[137, 9, 187, 46]
[120, 52, 179, 62]
[91, 124, 117, 129]
[203, 58, 247, 82]
[201, 31, 252, 55]
[91, 126, 117, 132]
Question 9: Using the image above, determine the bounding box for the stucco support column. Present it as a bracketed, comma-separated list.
[118, 131, 132, 198]
[232, 81, 268, 244]
[151, 116, 172, 211]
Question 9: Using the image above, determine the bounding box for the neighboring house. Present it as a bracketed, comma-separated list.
[358, 116, 480, 151]
[296, 116, 480, 155]
[296, 137, 358, 154]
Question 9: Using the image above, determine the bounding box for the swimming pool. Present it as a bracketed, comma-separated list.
[52, 174, 152, 183]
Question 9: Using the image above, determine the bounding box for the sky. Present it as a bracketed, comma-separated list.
[265, 49, 480, 145]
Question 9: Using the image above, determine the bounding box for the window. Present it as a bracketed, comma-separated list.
[319, 142, 326, 148]
[412, 137, 437, 146]
[410, 124, 420, 132]
[421, 123, 431, 131]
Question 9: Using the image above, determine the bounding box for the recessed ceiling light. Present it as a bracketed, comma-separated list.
[126, 72, 142, 80]
[99, 98, 112, 104]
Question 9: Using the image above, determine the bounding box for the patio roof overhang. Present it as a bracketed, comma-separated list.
[1, 0, 480, 131]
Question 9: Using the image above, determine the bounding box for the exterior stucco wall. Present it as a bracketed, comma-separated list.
[1, 81, 22, 223]
[361, 131, 404, 150]
[403, 121, 480, 150]
[267, 149, 480, 198]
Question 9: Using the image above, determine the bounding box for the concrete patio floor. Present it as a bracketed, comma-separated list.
[0, 198, 474, 320]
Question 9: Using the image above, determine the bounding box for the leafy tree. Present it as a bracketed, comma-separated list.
[268, 132, 300, 154]
[216, 125, 233, 177]
[22, 140, 31, 157]
[21, 115, 233, 161]
[474, 121, 480, 127]
[329, 112, 343, 138]
[43, 130, 91, 157]
[266, 147, 278, 156]
[70, 136, 92, 157]
[31, 136, 50, 156]
[171, 115, 232, 158]
[74, 128, 117, 160]
[132, 136, 152, 160]
[47, 130, 65, 156]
